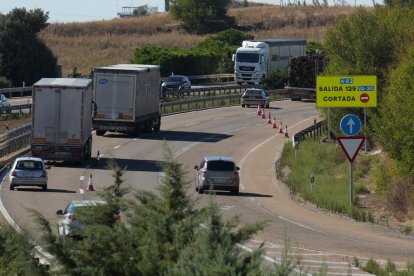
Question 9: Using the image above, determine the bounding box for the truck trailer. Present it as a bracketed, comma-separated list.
[31, 78, 93, 162]
[92, 64, 161, 136]
[233, 39, 307, 85]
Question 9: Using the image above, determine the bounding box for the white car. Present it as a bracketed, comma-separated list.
[9, 157, 49, 190]
[56, 200, 106, 238]
[0, 94, 10, 113]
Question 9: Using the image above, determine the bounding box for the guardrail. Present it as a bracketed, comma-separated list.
[1, 74, 236, 98]
[187, 74, 234, 84]
[284, 86, 316, 101]
[162, 84, 258, 99]
[0, 124, 31, 158]
[293, 121, 325, 145]
[0, 87, 32, 98]
[162, 89, 285, 114]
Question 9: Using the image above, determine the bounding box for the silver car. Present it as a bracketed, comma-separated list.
[241, 88, 270, 108]
[194, 156, 240, 195]
[0, 94, 10, 113]
[56, 200, 106, 238]
[9, 157, 49, 190]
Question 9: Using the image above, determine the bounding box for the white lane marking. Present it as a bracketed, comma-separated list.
[185, 122, 200, 127]
[214, 117, 224, 120]
[221, 205, 235, 210]
[114, 145, 121, 149]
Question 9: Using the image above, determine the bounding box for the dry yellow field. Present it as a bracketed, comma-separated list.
[39, 5, 357, 77]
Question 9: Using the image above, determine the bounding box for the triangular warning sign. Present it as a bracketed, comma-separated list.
[337, 136, 365, 163]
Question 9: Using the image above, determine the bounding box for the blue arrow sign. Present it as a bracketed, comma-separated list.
[340, 114, 361, 136]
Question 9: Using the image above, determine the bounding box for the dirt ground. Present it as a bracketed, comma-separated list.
[0, 117, 32, 135]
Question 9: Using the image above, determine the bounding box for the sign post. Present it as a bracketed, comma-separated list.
[337, 136, 365, 205]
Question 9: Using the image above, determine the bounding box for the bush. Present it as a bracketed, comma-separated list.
[0, 76, 11, 88]
[262, 68, 288, 90]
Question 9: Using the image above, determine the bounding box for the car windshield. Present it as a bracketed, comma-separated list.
[168, 76, 184, 82]
[236, 53, 259, 63]
[16, 160, 43, 170]
[207, 161, 235, 171]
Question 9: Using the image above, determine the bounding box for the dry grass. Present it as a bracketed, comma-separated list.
[39, 5, 358, 77]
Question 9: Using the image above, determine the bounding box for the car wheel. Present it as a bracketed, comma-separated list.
[96, 130, 105, 136]
[9, 185, 14, 191]
[241, 104, 245, 107]
[198, 187, 204, 194]
[42, 185, 47, 191]
[266, 104, 269, 108]
[231, 188, 239, 195]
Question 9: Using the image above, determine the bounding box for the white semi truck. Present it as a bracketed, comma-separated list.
[31, 78, 94, 162]
[92, 64, 161, 136]
[233, 39, 307, 84]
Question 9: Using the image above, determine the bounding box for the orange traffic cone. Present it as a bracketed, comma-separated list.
[261, 108, 266, 119]
[257, 105, 261, 116]
[272, 116, 277, 128]
[279, 121, 284, 133]
[87, 174, 95, 191]
[284, 125, 289, 138]
[267, 112, 272, 124]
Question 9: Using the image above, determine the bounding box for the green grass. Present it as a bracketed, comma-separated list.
[279, 139, 374, 222]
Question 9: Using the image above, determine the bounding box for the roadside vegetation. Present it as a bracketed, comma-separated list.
[38, 5, 356, 77]
[278, 139, 375, 222]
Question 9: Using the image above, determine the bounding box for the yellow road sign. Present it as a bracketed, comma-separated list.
[316, 75, 377, 108]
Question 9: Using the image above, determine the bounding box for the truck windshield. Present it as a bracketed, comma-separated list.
[236, 53, 259, 63]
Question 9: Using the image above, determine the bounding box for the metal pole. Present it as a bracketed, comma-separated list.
[349, 162, 353, 206]
[364, 107, 367, 153]
[328, 108, 331, 140]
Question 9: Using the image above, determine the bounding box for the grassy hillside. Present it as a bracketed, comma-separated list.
[39, 5, 357, 77]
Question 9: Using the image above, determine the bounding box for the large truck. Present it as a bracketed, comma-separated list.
[92, 64, 161, 136]
[31, 78, 93, 162]
[233, 39, 307, 85]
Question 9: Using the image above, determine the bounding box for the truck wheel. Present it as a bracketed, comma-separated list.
[96, 130, 105, 136]
[154, 117, 161, 131]
[84, 139, 92, 161]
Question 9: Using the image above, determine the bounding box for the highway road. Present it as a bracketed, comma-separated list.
[0, 100, 413, 275]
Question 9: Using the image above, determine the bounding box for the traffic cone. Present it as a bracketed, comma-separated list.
[261, 108, 266, 119]
[87, 174, 95, 191]
[284, 125, 289, 138]
[257, 105, 261, 116]
[279, 121, 284, 133]
[267, 112, 272, 124]
[272, 116, 277, 128]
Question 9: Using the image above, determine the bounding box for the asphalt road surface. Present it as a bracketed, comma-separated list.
[1, 100, 413, 275]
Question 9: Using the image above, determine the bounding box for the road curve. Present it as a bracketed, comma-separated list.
[1, 100, 412, 275]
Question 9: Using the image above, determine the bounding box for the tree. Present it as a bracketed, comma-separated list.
[169, 0, 236, 34]
[321, 7, 399, 138]
[0, 225, 49, 275]
[133, 5, 149, 16]
[372, 46, 414, 176]
[0, 8, 57, 86]
[33, 145, 266, 274]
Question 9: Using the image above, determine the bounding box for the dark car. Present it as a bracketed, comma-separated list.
[161, 75, 191, 97]
[194, 156, 240, 195]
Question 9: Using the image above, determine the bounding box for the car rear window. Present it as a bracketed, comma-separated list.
[16, 160, 43, 170]
[245, 90, 261, 96]
[207, 161, 235, 171]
